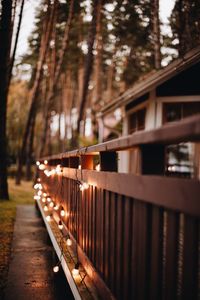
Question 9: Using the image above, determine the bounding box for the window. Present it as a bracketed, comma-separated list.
[128, 108, 146, 134]
[163, 101, 200, 123]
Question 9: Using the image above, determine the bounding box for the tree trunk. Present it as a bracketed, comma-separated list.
[25, 115, 35, 181]
[15, 0, 57, 184]
[77, 0, 100, 137]
[152, 0, 161, 69]
[0, 0, 13, 200]
[39, 0, 74, 157]
[9, 0, 25, 84]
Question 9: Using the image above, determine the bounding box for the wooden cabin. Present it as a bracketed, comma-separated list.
[98, 46, 200, 178]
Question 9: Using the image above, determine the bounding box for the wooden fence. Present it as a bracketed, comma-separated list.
[39, 115, 200, 300]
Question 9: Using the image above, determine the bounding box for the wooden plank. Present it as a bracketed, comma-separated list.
[96, 187, 101, 273]
[136, 202, 151, 300]
[100, 190, 105, 278]
[104, 191, 110, 284]
[182, 215, 199, 299]
[91, 186, 97, 265]
[88, 185, 92, 259]
[115, 195, 124, 299]
[109, 192, 117, 295]
[164, 211, 179, 300]
[122, 197, 132, 300]
[62, 168, 200, 217]
[149, 206, 164, 300]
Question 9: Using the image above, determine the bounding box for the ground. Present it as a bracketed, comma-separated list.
[0, 179, 34, 297]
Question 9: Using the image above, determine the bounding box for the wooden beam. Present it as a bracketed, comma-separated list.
[62, 167, 200, 217]
[40, 114, 200, 162]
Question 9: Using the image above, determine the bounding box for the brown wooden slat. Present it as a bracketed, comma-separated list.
[122, 197, 132, 300]
[109, 192, 117, 295]
[149, 206, 164, 300]
[115, 195, 124, 299]
[91, 186, 97, 265]
[63, 167, 200, 217]
[182, 215, 199, 299]
[104, 191, 110, 284]
[88, 185, 92, 259]
[96, 187, 101, 273]
[133, 201, 151, 300]
[164, 211, 179, 300]
[100, 190, 105, 278]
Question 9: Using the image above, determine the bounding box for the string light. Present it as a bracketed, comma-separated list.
[58, 220, 63, 230]
[36, 161, 40, 166]
[46, 215, 51, 222]
[47, 197, 51, 202]
[39, 164, 45, 170]
[60, 207, 65, 217]
[49, 201, 54, 208]
[78, 165, 81, 170]
[38, 190, 42, 196]
[44, 205, 48, 211]
[44, 160, 48, 165]
[34, 195, 40, 200]
[53, 265, 59, 273]
[43, 193, 47, 197]
[72, 262, 80, 277]
[66, 238, 72, 246]
[55, 164, 62, 175]
[79, 182, 89, 191]
[95, 164, 100, 171]
[42, 197, 46, 203]
[54, 204, 59, 210]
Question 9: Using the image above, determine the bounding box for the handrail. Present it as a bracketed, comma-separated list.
[40, 114, 200, 161]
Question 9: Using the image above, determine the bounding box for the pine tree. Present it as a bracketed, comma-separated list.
[170, 0, 200, 56]
[0, 0, 13, 199]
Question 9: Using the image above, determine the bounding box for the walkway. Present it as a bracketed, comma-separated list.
[4, 205, 74, 300]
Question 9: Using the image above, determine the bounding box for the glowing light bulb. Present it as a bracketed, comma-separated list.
[36, 161, 40, 166]
[39, 164, 45, 170]
[34, 184, 38, 189]
[34, 195, 40, 200]
[83, 182, 89, 189]
[37, 178, 41, 182]
[42, 198, 46, 203]
[72, 263, 80, 277]
[66, 238, 72, 246]
[47, 197, 51, 202]
[43, 193, 47, 197]
[44, 170, 50, 177]
[44, 160, 48, 165]
[53, 265, 59, 273]
[44, 205, 48, 211]
[38, 190, 42, 196]
[58, 221, 63, 230]
[54, 205, 59, 210]
[78, 165, 81, 170]
[51, 169, 56, 175]
[46, 215, 51, 222]
[55, 164, 62, 175]
[95, 164, 100, 171]
[60, 209, 65, 217]
[49, 202, 54, 208]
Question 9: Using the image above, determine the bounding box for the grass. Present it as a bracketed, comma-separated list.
[0, 178, 34, 297]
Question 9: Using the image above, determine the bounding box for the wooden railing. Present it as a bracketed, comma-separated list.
[38, 115, 200, 300]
